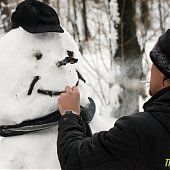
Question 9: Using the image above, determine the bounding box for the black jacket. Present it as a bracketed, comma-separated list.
[57, 87, 170, 170]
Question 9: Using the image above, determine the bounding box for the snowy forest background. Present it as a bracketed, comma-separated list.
[0, 0, 170, 130]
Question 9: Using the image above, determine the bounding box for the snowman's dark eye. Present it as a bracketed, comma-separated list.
[34, 52, 43, 60]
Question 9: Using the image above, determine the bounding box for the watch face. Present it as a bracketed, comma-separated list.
[63, 111, 77, 115]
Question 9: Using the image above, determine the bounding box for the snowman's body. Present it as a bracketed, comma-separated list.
[0, 127, 59, 169]
[0, 27, 90, 169]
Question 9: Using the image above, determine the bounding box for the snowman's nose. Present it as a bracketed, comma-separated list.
[56, 50, 78, 67]
[56, 57, 78, 67]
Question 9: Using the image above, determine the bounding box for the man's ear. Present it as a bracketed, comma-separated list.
[162, 75, 170, 87]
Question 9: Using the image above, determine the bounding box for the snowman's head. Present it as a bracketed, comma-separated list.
[0, 1, 93, 126]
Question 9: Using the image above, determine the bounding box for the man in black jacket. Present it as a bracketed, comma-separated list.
[57, 29, 170, 170]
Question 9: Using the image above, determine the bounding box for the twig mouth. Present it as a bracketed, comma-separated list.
[37, 79, 79, 97]
[27, 76, 41, 95]
[27, 70, 86, 97]
[37, 89, 65, 97]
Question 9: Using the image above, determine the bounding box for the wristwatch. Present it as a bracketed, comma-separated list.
[62, 111, 79, 116]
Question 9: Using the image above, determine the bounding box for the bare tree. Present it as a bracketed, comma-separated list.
[0, 0, 11, 32]
[114, 0, 144, 118]
[82, 0, 90, 41]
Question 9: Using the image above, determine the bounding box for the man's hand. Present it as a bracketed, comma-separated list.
[58, 86, 80, 115]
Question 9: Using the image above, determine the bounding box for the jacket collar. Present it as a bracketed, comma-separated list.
[143, 87, 170, 134]
[143, 86, 170, 111]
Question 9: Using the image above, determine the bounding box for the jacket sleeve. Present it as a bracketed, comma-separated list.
[57, 113, 139, 170]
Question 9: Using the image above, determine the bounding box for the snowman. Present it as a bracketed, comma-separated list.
[0, 0, 95, 169]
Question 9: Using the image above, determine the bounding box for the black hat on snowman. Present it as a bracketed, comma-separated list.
[11, 0, 64, 34]
[150, 29, 170, 77]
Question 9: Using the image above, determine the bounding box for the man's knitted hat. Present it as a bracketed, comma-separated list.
[150, 29, 170, 76]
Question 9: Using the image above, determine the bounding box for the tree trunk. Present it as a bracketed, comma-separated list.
[114, 0, 144, 118]
[0, 0, 11, 32]
[140, 0, 150, 30]
[158, 0, 165, 33]
[82, 0, 90, 41]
